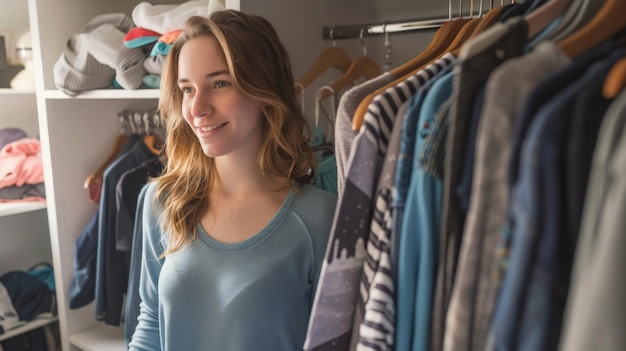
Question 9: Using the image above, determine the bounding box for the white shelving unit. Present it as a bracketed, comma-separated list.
[0, 0, 57, 347]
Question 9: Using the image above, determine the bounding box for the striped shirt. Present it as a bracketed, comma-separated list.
[357, 53, 456, 351]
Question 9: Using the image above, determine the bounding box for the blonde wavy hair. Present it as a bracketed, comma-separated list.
[154, 10, 317, 256]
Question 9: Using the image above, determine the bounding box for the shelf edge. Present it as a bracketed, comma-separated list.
[44, 89, 160, 100]
[0, 316, 59, 342]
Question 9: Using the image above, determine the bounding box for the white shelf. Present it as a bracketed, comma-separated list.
[0, 315, 58, 342]
[0, 89, 36, 95]
[44, 89, 161, 99]
[0, 201, 46, 217]
[69, 324, 126, 351]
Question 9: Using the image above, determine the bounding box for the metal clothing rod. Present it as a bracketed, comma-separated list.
[322, 16, 450, 40]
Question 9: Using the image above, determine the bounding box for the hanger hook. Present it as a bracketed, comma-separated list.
[383, 22, 392, 72]
[330, 28, 336, 47]
[383, 23, 390, 47]
[448, 0, 453, 21]
[458, 0, 463, 18]
[359, 28, 367, 56]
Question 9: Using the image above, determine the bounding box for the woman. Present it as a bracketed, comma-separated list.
[128, 10, 337, 351]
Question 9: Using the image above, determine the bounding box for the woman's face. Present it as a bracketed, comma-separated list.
[177, 35, 265, 159]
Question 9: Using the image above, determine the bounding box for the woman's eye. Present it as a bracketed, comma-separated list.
[214, 81, 229, 89]
[181, 87, 193, 94]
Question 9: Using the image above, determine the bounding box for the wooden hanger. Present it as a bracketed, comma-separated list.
[318, 28, 383, 101]
[318, 56, 383, 101]
[524, 0, 573, 39]
[296, 44, 352, 92]
[407, 0, 485, 71]
[540, 0, 601, 44]
[558, 0, 626, 58]
[351, 17, 471, 131]
[445, 0, 511, 57]
[83, 133, 129, 189]
[317, 30, 382, 102]
[391, 18, 471, 80]
[350, 19, 470, 131]
[603, 57, 626, 99]
[143, 134, 163, 156]
[447, 17, 482, 56]
[464, 4, 508, 41]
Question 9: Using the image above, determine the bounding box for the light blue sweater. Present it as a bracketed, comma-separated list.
[128, 181, 336, 351]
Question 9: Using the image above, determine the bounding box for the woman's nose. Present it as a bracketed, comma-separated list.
[190, 91, 214, 118]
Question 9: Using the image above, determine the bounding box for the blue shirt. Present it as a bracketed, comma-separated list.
[128, 182, 336, 351]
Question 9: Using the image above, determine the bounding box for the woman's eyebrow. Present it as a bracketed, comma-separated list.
[177, 70, 230, 84]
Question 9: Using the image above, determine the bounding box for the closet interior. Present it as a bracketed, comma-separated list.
[6, 0, 438, 350]
[1, 0, 623, 350]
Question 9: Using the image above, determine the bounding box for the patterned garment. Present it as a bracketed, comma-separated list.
[304, 53, 456, 351]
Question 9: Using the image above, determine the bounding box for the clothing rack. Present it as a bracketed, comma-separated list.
[322, 16, 449, 40]
[118, 108, 165, 137]
[322, 0, 515, 40]
[322, 0, 459, 40]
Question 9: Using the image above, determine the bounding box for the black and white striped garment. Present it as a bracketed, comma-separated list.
[357, 53, 457, 351]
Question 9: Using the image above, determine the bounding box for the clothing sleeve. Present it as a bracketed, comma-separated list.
[308, 190, 337, 308]
[125, 183, 148, 346]
[128, 182, 165, 351]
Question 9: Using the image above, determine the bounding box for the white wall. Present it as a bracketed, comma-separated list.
[0, 0, 31, 65]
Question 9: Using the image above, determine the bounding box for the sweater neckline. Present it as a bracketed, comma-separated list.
[196, 189, 296, 251]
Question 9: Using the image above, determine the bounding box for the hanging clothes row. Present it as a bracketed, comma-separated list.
[296, 44, 379, 198]
[304, 1, 626, 351]
[68, 108, 165, 329]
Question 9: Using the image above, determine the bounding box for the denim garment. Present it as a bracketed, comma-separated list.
[508, 40, 614, 188]
[493, 49, 626, 351]
[407, 69, 453, 351]
[419, 97, 452, 180]
[392, 66, 453, 257]
[444, 40, 569, 351]
[433, 18, 528, 351]
[516, 49, 626, 351]
[395, 67, 453, 351]
[391, 89, 426, 253]
[393, 88, 429, 351]
[494, 40, 615, 286]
